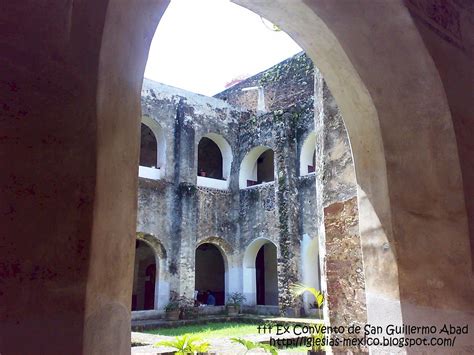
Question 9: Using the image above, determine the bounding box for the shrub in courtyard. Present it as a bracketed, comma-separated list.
[155, 334, 210, 354]
[164, 300, 180, 321]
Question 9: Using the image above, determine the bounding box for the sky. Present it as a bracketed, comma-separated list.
[144, 0, 302, 96]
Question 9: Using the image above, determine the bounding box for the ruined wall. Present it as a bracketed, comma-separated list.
[138, 80, 241, 302]
[136, 72, 318, 314]
[215, 52, 314, 112]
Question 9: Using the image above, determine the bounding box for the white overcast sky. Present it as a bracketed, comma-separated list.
[144, 0, 302, 96]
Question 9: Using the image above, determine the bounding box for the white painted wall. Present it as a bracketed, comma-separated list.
[196, 176, 229, 190]
[301, 233, 320, 312]
[155, 256, 170, 310]
[300, 132, 316, 176]
[139, 166, 162, 180]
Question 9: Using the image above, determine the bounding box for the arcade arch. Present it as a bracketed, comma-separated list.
[139, 116, 166, 180]
[239, 146, 275, 188]
[196, 133, 233, 189]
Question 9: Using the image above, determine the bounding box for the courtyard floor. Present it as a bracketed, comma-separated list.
[131, 318, 323, 354]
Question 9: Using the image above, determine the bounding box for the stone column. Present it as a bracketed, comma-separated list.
[274, 111, 302, 315]
[170, 100, 197, 303]
[314, 72, 367, 352]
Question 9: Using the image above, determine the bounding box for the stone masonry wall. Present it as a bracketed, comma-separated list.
[215, 52, 314, 112]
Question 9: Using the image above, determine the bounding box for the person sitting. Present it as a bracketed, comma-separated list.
[206, 290, 216, 306]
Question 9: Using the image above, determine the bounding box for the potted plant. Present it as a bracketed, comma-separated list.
[164, 300, 180, 321]
[180, 305, 198, 320]
[308, 300, 323, 319]
[226, 292, 246, 316]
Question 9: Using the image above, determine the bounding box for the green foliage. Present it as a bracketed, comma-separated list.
[226, 292, 247, 306]
[165, 293, 194, 312]
[164, 301, 180, 311]
[231, 337, 278, 355]
[155, 335, 209, 354]
[290, 283, 324, 309]
[289, 284, 326, 352]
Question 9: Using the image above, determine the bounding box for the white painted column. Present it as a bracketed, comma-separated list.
[243, 267, 257, 305]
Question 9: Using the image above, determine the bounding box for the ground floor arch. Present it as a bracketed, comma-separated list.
[132, 234, 170, 311]
[132, 240, 156, 310]
[243, 238, 278, 306]
[195, 243, 226, 306]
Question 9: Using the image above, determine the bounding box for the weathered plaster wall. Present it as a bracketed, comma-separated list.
[138, 80, 241, 302]
[136, 54, 320, 315]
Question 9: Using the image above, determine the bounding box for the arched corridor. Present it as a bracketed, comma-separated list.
[195, 243, 226, 306]
[132, 240, 157, 311]
[243, 238, 278, 306]
[255, 243, 278, 306]
[139, 116, 166, 180]
[239, 146, 275, 188]
[198, 137, 223, 179]
[139, 123, 158, 168]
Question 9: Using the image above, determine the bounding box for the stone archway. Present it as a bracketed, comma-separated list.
[239, 146, 275, 188]
[131, 239, 156, 310]
[196, 133, 233, 189]
[135, 233, 169, 311]
[196, 236, 233, 303]
[243, 238, 279, 307]
[195, 243, 226, 306]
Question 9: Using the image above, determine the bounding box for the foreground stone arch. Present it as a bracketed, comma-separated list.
[236, 1, 472, 343]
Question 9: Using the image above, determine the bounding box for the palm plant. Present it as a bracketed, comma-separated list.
[231, 337, 278, 355]
[155, 334, 210, 354]
[289, 283, 324, 308]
